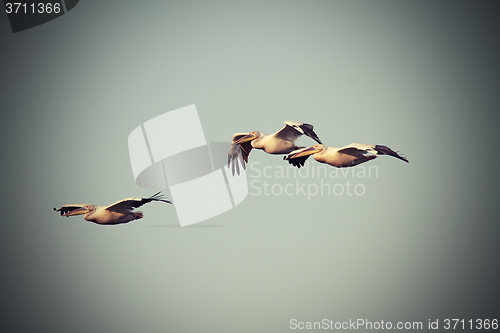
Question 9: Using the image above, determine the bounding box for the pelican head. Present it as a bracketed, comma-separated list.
[289, 144, 325, 158]
[62, 204, 96, 217]
[234, 131, 260, 144]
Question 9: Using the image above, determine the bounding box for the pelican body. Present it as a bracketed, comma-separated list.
[285, 143, 408, 168]
[228, 121, 322, 166]
[54, 192, 171, 225]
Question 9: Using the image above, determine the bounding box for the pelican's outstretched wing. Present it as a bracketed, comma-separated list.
[339, 143, 409, 163]
[106, 192, 172, 212]
[283, 146, 314, 168]
[275, 121, 322, 144]
[227, 143, 247, 175]
[228, 133, 253, 164]
[283, 154, 311, 168]
[336, 147, 378, 167]
[53, 204, 85, 216]
[337, 147, 368, 158]
[374, 145, 409, 163]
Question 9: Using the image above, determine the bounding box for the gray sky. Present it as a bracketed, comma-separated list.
[1, 1, 499, 332]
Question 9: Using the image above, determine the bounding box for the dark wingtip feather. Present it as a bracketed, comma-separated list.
[300, 123, 322, 144]
[147, 191, 173, 204]
[284, 154, 310, 168]
[374, 145, 409, 163]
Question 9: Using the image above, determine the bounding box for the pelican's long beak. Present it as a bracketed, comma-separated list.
[62, 207, 90, 216]
[289, 146, 321, 158]
[234, 133, 257, 144]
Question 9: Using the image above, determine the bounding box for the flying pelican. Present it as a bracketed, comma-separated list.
[284, 143, 408, 168]
[53, 192, 172, 225]
[227, 121, 323, 172]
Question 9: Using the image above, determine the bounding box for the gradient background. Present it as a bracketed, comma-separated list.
[1, 1, 499, 332]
